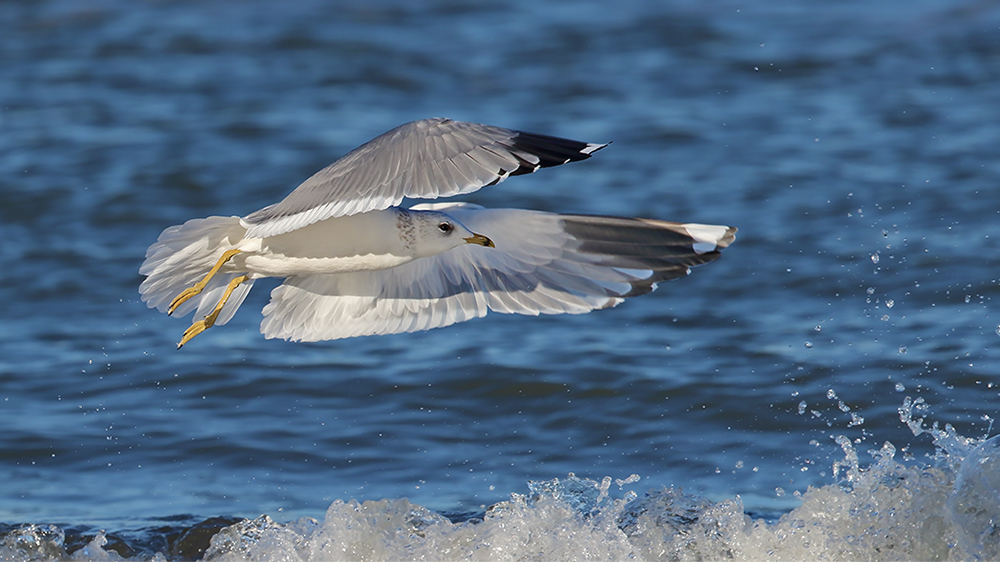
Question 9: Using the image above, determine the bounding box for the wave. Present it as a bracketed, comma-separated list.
[1, 395, 995, 561]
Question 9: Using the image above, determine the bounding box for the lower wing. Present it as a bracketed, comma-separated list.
[260, 203, 736, 342]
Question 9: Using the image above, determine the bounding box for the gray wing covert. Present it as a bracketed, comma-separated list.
[242, 118, 607, 238]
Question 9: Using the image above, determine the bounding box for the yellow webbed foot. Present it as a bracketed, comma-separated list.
[168, 248, 242, 316]
[177, 320, 210, 349]
[176, 274, 249, 349]
[168, 286, 203, 316]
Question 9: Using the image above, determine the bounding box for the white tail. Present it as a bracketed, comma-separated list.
[139, 216, 254, 326]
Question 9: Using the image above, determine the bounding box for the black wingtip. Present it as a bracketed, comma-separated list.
[506, 131, 610, 176]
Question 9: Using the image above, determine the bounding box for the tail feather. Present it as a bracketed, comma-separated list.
[139, 216, 251, 325]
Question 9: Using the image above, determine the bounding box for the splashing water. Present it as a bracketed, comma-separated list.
[946, 435, 1000, 559]
[5, 395, 993, 561]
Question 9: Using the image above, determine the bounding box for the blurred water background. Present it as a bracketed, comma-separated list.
[2, 0, 1000, 559]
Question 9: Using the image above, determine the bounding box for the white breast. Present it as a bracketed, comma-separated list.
[236, 209, 415, 277]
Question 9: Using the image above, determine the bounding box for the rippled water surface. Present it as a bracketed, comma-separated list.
[2, 0, 1000, 559]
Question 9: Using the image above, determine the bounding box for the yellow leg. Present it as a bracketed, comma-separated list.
[177, 274, 249, 349]
[168, 248, 242, 316]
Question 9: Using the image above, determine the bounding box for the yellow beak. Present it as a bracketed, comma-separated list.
[464, 233, 495, 248]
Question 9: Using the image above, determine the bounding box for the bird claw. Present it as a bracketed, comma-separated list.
[177, 320, 209, 349]
[167, 248, 242, 316]
[175, 274, 249, 349]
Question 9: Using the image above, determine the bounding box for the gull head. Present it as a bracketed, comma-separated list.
[410, 210, 494, 258]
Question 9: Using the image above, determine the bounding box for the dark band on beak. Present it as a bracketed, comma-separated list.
[464, 233, 495, 248]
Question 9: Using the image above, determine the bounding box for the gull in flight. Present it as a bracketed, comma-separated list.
[139, 118, 737, 348]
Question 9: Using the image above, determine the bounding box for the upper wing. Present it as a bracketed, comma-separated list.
[259, 203, 736, 342]
[241, 118, 607, 239]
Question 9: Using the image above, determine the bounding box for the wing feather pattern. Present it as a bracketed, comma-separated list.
[241, 118, 607, 238]
[260, 203, 735, 341]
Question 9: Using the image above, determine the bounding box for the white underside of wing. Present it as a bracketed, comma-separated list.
[260, 265, 614, 342]
[260, 206, 625, 341]
[258, 203, 735, 342]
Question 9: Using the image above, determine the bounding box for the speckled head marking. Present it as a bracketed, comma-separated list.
[396, 208, 415, 251]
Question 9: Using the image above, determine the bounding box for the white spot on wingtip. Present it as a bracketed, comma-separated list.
[601, 297, 625, 309]
[692, 241, 717, 254]
[618, 267, 655, 280]
[581, 142, 608, 155]
[683, 223, 730, 253]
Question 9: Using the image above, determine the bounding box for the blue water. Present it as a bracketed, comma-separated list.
[2, 0, 1000, 558]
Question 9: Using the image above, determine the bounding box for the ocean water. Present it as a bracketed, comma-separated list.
[2, 0, 1000, 559]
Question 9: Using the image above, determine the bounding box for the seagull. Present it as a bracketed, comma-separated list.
[139, 118, 736, 348]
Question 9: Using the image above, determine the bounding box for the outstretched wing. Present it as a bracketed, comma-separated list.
[241, 118, 607, 239]
[259, 203, 736, 342]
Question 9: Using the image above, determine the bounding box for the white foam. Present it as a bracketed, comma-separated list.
[948, 435, 1000, 558]
[195, 399, 998, 562]
[12, 398, 995, 561]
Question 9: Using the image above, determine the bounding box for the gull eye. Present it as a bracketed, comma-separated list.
[438, 222, 453, 234]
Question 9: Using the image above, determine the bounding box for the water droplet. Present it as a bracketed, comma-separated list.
[735, 460, 744, 469]
[898, 345, 907, 354]
[827, 389, 837, 400]
[895, 382, 906, 392]
[871, 253, 880, 264]
[885, 299, 894, 308]
[867, 287, 875, 295]
[881, 314, 890, 321]
[804, 341, 813, 349]
[615, 474, 640, 487]
[965, 295, 971, 303]
[775, 487, 785, 497]
[814, 325, 822, 332]
[797, 401, 807, 415]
